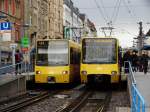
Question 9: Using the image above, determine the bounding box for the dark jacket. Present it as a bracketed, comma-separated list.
[141, 54, 149, 66]
[15, 52, 23, 63]
[131, 54, 138, 66]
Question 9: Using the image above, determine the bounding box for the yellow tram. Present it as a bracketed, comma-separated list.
[35, 39, 80, 84]
[80, 37, 121, 84]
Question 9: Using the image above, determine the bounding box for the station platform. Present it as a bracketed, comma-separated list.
[0, 72, 34, 102]
[127, 71, 150, 111]
[134, 72, 150, 111]
[0, 74, 26, 102]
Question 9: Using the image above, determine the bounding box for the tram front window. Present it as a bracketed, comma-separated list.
[82, 39, 117, 64]
[36, 41, 68, 66]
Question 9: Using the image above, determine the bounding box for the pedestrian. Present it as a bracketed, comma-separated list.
[123, 50, 132, 73]
[136, 53, 140, 72]
[15, 49, 23, 74]
[141, 52, 149, 74]
[131, 51, 138, 72]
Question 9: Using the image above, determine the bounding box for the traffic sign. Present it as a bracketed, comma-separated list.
[0, 22, 12, 30]
[21, 36, 29, 47]
[0, 22, 12, 41]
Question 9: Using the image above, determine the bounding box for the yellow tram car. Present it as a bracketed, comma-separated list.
[80, 37, 121, 84]
[35, 39, 80, 84]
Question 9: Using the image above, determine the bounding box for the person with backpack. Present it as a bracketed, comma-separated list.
[15, 49, 23, 74]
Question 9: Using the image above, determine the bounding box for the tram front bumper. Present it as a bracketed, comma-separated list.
[81, 74, 120, 83]
[35, 74, 70, 83]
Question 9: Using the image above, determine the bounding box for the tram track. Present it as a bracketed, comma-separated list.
[55, 90, 111, 112]
[0, 90, 60, 112]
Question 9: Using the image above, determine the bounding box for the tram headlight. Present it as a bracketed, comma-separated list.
[36, 71, 41, 74]
[81, 71, 87, 75]
[111, 71, 117, 75]
[62, 71, 68, 75]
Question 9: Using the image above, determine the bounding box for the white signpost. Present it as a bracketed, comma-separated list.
[0, 30, 11, 41]
[0, 22, 12, 41]
[10, 44, 18, 65]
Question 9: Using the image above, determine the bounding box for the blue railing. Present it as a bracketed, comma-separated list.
[124, 61, 145, 112]
[0, 61, 34, 75]
[132, 84, 145, 112]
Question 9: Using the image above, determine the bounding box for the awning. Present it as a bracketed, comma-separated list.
[142, 45, 150, 50]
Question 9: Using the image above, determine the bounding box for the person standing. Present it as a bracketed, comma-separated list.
[15, 49, 23, 74]
[141, 52, 149, 74]
[123, 50, 132, 73]
[131, 51, 138, 72]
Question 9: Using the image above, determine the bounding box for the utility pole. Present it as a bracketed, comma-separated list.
[138, 21, 143, 56]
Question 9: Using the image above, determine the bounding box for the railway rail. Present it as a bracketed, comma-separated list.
[55, 90, 111, 112]
[0, 91, 58, 112]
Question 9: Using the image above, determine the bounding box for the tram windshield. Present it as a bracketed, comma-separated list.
[82, 39, 117, 64]
[36, 40, 69, 66]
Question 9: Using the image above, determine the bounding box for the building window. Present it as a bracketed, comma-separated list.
[12, 0, 15, 15]
[5, 0, 8, 13]
[30, 16, 32, 26]
[29, 0, 32, 7]
[15, 0, 20, 17]
[0, 0, 4, 11]
[8, 0, 12, 14]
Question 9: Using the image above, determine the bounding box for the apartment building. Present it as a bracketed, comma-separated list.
[0, 0, 24, 64]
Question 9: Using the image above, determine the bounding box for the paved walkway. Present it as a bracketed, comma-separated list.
[134, 72, 150, 111]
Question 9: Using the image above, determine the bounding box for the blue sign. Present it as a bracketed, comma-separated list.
[0, 22, 12, 30]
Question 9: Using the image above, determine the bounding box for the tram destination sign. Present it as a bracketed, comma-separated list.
[84, 38, 115, 43]
[37, 41, 48, 47]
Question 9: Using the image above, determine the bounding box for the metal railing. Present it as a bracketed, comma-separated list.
[0, 61, 34, 75]
[132, 84, 145, 112]
[124, 61, 145, 112]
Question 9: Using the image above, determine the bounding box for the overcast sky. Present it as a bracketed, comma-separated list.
[72, 0, 150, 48]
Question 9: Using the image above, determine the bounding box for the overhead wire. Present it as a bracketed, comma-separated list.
[122, 0, 138, 22]
[126, 0, 140, 21]
[91, 0, 140, 37]
[94, 0, 122, 37]
[98, 0, 122, 26]
[109, 0, 122, 36]
[99, 0, 109, 24]
[94, 0, 109, 25]
[77, 4, 150, 10]
[111, 0, 122, 25]
[111, 0, 119, 24]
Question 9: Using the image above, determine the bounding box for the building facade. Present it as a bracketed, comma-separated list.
[0, 0, 24, 64]
[24, 0, 63, 63]
[79, 13, 97, 37]
[63, 0, 97, 43]
[24, 0, 63, 47]
[48, 0, 63, 39]
[64, 0, 83, 42]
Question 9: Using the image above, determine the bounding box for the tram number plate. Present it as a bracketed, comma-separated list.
[47, 76, 55, 83]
